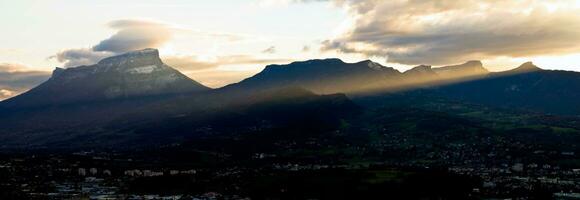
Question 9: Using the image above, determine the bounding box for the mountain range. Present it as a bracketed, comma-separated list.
[0, 48, 579, 149]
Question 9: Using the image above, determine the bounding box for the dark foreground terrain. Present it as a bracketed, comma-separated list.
[2, 93, 580, 199]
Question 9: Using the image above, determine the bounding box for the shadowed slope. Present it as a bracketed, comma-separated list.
[432, 62, 580, 115]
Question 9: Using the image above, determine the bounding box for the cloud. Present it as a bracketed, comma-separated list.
[51, 19, 251, 68]
[163, 54, 290, 72]
[185, 70, 259, 88]
[0, 63, 50, 100]
[261, 46, 276, 54]
[302, 45, 311, 52]
[258, 0, 329, 7]
[51, 19, 174, 68]
[162, 55, 291, 88]
[92, 20, 172, 53]
[51, 48, 115, 67]
[320, 0, 580, 65]
[163, 56, 219, 72]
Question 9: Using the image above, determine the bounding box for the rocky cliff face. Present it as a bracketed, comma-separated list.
[1, 49, 209, 108]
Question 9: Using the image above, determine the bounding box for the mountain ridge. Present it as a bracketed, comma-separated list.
[221, 58, 402, 94]
[1, 48, 580, 149]
[2, 49, 578, 116]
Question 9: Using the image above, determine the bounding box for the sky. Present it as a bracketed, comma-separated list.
[1, 0, 580, 99]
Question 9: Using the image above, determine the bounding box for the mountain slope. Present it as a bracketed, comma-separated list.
[433, 62, 580, 115]
[402, 65, 440, 86]
[0, 49, 209, 109]
[224, 59, 494, 96]
[0, 87, 360, 149]
[398, 61, 490, 87]
[223, 58, 402, 94]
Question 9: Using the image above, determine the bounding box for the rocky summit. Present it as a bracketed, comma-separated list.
[432, 60, 489, 78]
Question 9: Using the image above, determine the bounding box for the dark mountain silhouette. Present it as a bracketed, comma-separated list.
[402, 65, 440, 86]
[432, 62, 580, 115]
[224, 58, 579, 115]
[222, 58, 402, 94]
[1, 49, 580, 149]
[223, 59, 493, 96]
[404, 65, 437, 76]
[0, 50, 361, 148]
[0, 49, 209, 109]
[501, 61, 542, 75]
[398, 61, 490, 88]
[0, 86, 359, 149]
[433, 60, 489, 79]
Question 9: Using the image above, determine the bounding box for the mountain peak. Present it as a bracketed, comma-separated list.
[97, 48, 161, 67]
[415, 64, 432, 70]
[440, 60, 484, 70]
[433, 60, 488, 77]
[464, 60, 483, 66]
[403, 65, 438, 81]
[225, 58, 401, 94]
[263, 58, 345, 71]
[2, 49, 209, 108]
[512, 61, 542, 72]
[294, 58, 345, 65]
[50, 48, 168, 80]
[405, 65, 433, 73]
[357, 60, 387, 70]
[52, 67, 65, 77]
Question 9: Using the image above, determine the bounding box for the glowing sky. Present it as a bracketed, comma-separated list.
[1, 0, 580, 99]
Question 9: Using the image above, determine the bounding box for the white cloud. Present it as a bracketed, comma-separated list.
[92, 19, 172, 53]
